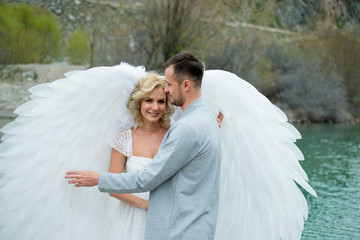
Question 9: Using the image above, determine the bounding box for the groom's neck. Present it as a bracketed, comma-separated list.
[181, 90, 202, 111]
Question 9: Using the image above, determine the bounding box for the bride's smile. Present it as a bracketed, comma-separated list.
[140, 86, 166, 123]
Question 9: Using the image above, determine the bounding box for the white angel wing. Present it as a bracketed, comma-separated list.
[202, 70, 317, 240]
[0, 63, 146, 240]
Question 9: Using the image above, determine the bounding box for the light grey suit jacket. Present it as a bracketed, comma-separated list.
[99, 97, 221, 240]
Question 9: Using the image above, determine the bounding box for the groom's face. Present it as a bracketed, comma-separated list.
[164, 65, 185, 107]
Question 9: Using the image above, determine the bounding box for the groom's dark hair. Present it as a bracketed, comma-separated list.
[164, 51, 204, 88]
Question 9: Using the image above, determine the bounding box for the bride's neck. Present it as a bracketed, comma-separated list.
[138, 121, 164, 133]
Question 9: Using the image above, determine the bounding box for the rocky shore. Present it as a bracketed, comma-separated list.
[1, 63, 358, 123]
[0, 64, 87, 118]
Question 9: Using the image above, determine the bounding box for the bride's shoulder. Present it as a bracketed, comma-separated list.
[109, 128, 132, 157]
[110, 128, 132, 145]
[114, 128, 132, 138]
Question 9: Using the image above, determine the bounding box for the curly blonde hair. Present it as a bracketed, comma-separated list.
[127, 72, 174, 128]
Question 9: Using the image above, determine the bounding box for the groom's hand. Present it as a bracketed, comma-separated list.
[216, 111, 224, 128]
[65, 170, 100, 187]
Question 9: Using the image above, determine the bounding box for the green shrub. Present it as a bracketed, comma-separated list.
[65, 29, 90, 65]
[0, 3, 61, 64]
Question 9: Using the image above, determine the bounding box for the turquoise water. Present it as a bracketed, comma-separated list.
[297, 124, 360, 239]
[1, 118, 359, 239]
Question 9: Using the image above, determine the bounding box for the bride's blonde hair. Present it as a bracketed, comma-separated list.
[127, 72, 174, 128]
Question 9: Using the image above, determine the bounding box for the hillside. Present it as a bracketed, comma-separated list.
[1, 0, 359, 122]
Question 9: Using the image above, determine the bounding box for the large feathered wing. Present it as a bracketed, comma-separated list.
[0, 63, 146, 240]
[202, 70, 317, 240]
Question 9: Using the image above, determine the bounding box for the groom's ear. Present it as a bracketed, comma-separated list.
[183, 79, 192, 91]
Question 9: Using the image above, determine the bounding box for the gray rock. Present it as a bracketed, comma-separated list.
[49, 5, 62, 15]
[22, 71, 36, 81]
[55, 8, 62, 15]
[68, 14, 76, 22]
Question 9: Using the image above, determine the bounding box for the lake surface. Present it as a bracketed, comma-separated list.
[297, 124, 360, 239]
[1, 118, 359, 239]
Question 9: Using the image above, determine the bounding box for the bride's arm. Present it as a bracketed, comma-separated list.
[108, 149, 148, 210]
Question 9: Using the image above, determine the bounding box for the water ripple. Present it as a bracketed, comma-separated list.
[297, 124, 360, 239]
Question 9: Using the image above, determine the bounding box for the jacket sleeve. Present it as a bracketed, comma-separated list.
[98, 123, 200, 193]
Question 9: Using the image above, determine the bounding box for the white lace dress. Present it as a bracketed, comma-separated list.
[107, 129, 151, 240]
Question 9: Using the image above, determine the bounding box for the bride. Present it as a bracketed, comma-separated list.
[0, 56, 317, 240]
[107, 72, 174, 239]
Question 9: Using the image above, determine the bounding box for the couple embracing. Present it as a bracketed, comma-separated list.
[1, 51, 316, 240]
[66, 51, 222, 240]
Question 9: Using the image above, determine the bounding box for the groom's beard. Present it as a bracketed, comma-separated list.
[169, 88, 185, 107]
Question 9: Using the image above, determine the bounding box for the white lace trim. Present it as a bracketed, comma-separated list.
[109, 129, 132, 157]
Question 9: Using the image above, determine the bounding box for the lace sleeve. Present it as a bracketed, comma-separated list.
[109, 129, 131, 157]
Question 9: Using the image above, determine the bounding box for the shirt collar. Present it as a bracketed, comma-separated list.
[180, 97, 203, 119]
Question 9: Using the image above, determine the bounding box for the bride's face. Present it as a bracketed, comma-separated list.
[140, 86, 167, 124]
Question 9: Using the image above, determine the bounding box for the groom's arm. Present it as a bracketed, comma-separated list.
[98, 123, 199, 194]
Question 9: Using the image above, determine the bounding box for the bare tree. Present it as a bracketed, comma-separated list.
[128, 0, 226, 66]
[322, 22, 360, 115]
[275, 54, 349, 122]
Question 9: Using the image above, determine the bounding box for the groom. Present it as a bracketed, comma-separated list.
[66, 52, 221, 239]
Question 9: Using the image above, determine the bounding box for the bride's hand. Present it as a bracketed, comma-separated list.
[216, 111, 224, 128]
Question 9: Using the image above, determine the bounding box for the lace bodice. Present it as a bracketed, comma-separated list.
[109, 129, 152, 173]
